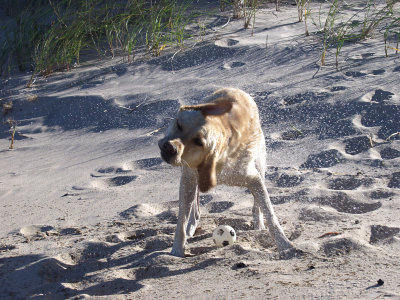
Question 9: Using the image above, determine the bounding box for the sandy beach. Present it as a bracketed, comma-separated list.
[1, 1, 400, 299]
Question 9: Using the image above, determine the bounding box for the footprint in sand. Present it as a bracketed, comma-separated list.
[362, 52, 375, 58]
[275, 173, 304, 187]
[345, 71, 367, 78]
[330, 86, 346, 92]
[298, 206, 339, 222]
[214, 38, 239, 47]
[220, 61, 246, 70]
[370, 189, 395, 199]
[0, 244, 16, 251]
[322, 238, 361, 257]
[300, 149, 345, 169]
[108, 175, 137, 186]
[371, 89, 394, 102]
[37, 258, 69, 282]
[59, 227, 82, 236]
[254, 91, 272, 101]
[282, 91, 330, 106]
[91, 165, 137, 189]
[97, 167, 130, 174]
[380, 147, 400, 160]
[119, 201, 178, 222]
[361, 89, 394, 103]
[360, 104, 400, 139]
[134, 157, 163, 169]
[327, 176, 373, 190]
[200, 194, 213, 205]
[270, 189, 308, 205]
[215, 217, 252, 231]
[343, 136, 372, 155]
[144, 236, 174, 250]
[349, 53, 375, 60]
[19, 225, 55, 238]
[388, 172, 400, 189]
[280, 129, 305, 140]
[313, 192, 381, 214]
[120, 203, 162, 219]
[319, 119, 358, 139]
[370, 225, 400, 244]
[115, 228, 159, 242]
[371, 69, 385, 75]
[92, 175, 137, 188]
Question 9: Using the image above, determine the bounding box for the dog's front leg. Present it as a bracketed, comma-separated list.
[171, 165, 198, 257]
[248, 176, 294, 252]
[186, 189, 200, 237]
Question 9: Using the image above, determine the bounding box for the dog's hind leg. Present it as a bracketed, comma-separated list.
[252, 205, 266, 230]
[186, 189, 200, 237]
[253, 137, 267, 230]
[247, 174, 293, 252]
[171, 165, 198, 257]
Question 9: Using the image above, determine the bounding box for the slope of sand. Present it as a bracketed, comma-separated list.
[1, 1, 400, 299]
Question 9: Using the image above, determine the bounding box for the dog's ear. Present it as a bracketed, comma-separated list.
[197, 154, 217, 193]
[182, 101, 232, 117]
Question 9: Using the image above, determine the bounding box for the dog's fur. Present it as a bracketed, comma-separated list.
[158, 88, 295, 257]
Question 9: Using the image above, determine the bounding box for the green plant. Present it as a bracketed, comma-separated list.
[275, 0, 280, 12]
[304, 2, 311, 36]
[295, 0, 310, 22]
[321, 0, 341, 66]
[243, 0, 258, 30]
[315, 0, 398, 68]
[233, 0, 243, 19]
[1, 0, 194, 80]
[9, 121, 17, 150]
[383, 13, 400, 56]
[220, 0, 231, 12]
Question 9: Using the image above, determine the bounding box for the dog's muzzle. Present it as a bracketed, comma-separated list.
[158, 140, 178, 163]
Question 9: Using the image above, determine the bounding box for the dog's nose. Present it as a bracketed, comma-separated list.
[161, 141, 177, 156]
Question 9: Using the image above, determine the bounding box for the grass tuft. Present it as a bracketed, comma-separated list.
[0, 0, 194, 79]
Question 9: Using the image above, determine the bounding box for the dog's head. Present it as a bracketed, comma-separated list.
[158, 100, 232, 192]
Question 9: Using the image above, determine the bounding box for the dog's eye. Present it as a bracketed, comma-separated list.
[193, 137, 203, 147]
[177, 121, 183, 131]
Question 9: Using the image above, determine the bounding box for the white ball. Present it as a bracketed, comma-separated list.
[212, 225, 236, 247]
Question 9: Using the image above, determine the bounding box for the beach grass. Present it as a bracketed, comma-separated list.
[312, 0, 399, 68]
[0, 0, 194, 81]
[0, 0, 399, 80]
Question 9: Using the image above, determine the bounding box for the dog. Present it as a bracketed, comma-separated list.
[158, 88, 296, 257]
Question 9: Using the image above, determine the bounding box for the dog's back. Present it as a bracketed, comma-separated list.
[206, 88, 261, 140]
[204, 88, 266, 186]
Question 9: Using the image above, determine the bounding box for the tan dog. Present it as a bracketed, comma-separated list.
[158, 88, 296, 257]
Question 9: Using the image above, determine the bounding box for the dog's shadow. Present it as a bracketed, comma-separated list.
[1, 234, 225, 298]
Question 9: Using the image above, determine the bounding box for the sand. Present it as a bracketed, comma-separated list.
[1, 1, 400, 299]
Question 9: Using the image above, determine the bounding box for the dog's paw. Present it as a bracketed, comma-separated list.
[278, 247, 304, 260]
[170, 247, 185, 258]
[186, 224, 197, 237]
